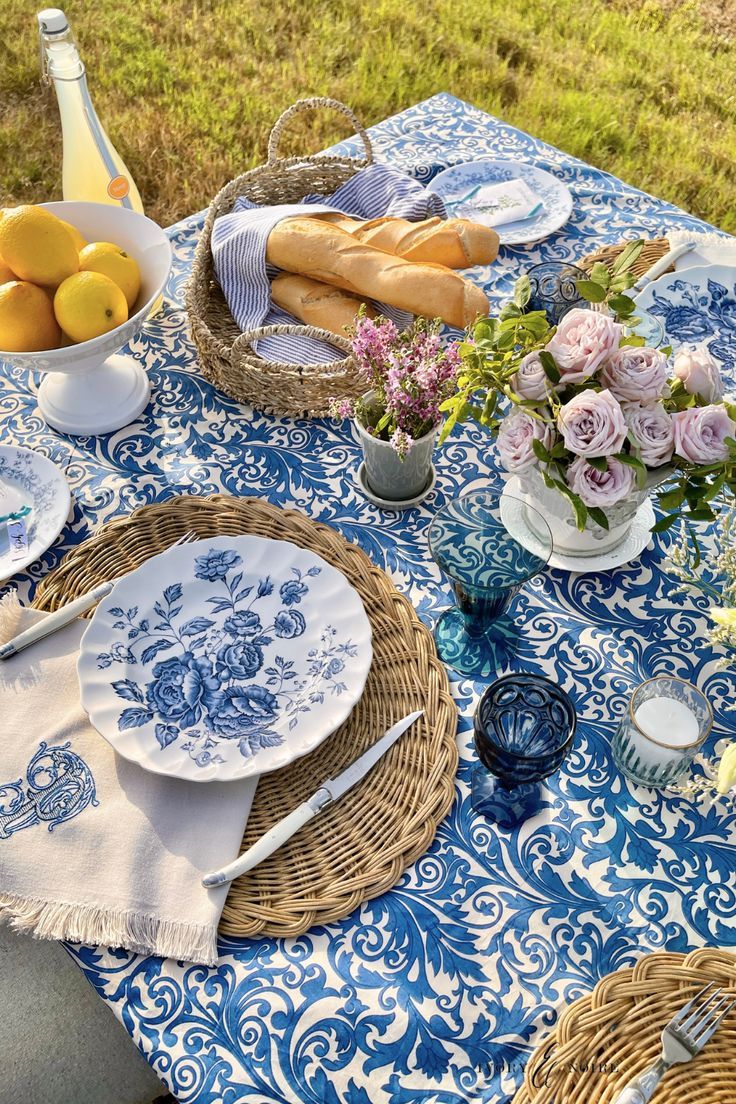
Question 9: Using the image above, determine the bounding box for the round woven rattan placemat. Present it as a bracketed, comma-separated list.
[32, 495, 458, 938]
[513, 948, 736, 1104]
[580, 237, 671, 278]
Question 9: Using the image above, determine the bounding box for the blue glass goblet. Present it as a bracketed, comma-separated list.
[428, 490, 552, 679]
[473, 673, 577, 828]
[525, 261, 588, 324]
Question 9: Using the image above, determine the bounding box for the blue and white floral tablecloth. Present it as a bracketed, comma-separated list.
[1, 94, 735, 1104]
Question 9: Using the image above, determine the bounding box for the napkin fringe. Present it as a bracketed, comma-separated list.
[668, 228, 735, 246]
[0, 892, 218, 965]
[0, 589, 23, 642]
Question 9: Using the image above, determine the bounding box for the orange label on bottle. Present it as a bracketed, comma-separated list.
[107, 175, 130, 200]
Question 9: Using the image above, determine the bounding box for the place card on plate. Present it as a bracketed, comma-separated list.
[448, 178, 543, 228]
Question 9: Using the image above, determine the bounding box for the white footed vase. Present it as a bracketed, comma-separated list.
[0, 201, 171, 436]
[517, 465, 668, 558]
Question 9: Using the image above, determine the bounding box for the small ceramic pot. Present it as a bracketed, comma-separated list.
[517, 465, 668, 558]
[354, 399, 438, 502]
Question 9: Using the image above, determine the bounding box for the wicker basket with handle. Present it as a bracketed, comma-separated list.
[186, 97, 376, 418]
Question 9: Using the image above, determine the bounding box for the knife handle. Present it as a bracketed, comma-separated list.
[633, 242, 695, 292]
[202, 799, 317, 888]
[0, 581, 114, 661]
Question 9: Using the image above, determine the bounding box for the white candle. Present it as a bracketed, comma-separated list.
[630, 695, 700, 771]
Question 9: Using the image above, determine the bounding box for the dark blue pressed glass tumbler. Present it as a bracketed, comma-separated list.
[525, 261, 588, 324]
[428, 490, 552, 679]
[473, 673, 577, 828]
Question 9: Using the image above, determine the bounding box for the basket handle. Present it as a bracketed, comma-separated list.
[267, 97, 373, 166]
[233, 323, 353, 360]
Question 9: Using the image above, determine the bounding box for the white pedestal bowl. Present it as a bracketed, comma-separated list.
[0, 201, 171, 436]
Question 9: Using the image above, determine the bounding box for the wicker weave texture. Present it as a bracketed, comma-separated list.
[32, 495, 458, 938]
[186, 97, 371, 419]
[580, 237, 671, 279]
[513, 949, 736, 1104]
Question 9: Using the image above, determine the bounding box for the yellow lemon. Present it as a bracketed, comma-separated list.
[0, 257, 16, 283]
[54, 271, 128, 343]
[0, 205, 79, 288]
[59, 219, 88, 253]
[0, 280, 61, 352]
[79, 241, 141, 310]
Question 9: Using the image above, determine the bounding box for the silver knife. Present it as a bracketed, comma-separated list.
[202, 709, 423, 888]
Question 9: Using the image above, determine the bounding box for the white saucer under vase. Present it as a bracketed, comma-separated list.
[501, 476, 656, 572]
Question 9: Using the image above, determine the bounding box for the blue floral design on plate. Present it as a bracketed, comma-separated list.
[77, 536, 372, 782]
[636, 264, 736, 371]
[0, 445, 70, 581]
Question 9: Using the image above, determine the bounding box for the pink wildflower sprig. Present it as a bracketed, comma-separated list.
[329, 313, 460, 458]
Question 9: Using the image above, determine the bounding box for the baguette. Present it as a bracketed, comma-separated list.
[271, 273, 374, 336]
[266, 218, 489, 329]
[315, 213, 500, 268]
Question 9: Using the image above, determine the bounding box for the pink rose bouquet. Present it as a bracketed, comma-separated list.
[672, 345, 724, 403]
[672, 405, 736, 464]
[557, 389, 628, 458]
[545, 308, 622, 384]
[441, 245, 736, 536]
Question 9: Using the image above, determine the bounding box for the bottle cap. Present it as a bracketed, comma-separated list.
[37, 9, 68, 34]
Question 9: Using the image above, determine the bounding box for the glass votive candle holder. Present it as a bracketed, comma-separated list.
[472, 673, 577, 828]
[611, 676, 713, 788]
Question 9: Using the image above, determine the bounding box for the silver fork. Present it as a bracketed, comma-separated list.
[0, 529, 200, 661]
[613, 982, 735, 1103]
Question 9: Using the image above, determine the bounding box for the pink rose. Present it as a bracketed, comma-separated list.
[599, 346, 669, 402]
[673, 405, 736, 464]
[511, 351, 551, 401]
[624, 403, 675, 468]
[567, 455, 636, 508]
[673, 345, 724, 403]
[496, 409, 554, 474]
[545, 308, 623, 384]
[557, 388, 627, 457]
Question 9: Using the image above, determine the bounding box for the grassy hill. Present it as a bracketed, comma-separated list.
[2, 0, 735, 229]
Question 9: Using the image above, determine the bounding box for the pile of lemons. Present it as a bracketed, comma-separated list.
[0, 205, 142, 353]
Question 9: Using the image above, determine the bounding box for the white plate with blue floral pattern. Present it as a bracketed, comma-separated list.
[635, 264, 736, 380]
[427, 159, 573, 245]
[77, 535, 373, 782]
[0, 446, 71, 582]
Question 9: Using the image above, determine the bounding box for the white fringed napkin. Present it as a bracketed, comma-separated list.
[0, 593, 256, 965]
[668, 227, 736, 269]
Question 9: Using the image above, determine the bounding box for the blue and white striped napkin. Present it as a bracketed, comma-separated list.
[211, 162, 446, 366]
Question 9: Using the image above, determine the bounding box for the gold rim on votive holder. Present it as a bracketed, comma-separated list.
[627, 675, 713, 752]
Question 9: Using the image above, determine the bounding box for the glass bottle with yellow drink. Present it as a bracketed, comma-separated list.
[38, 8, 144, 212]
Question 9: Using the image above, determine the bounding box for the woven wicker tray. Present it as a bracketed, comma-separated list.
[32, 495, 458, 938]
[513, 949, 736, 1104]
[581, 237, 671, 277]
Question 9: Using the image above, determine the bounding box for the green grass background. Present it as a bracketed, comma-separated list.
[2, 0, 735, 229]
